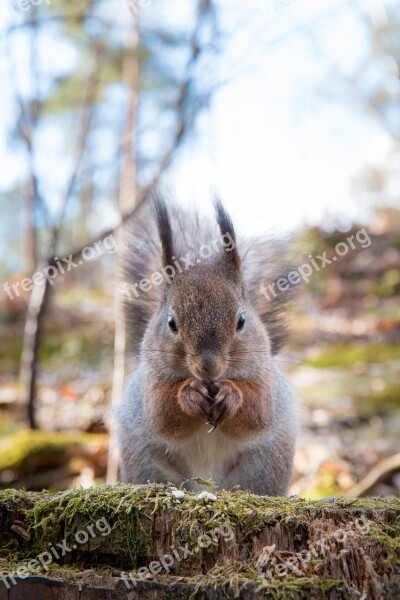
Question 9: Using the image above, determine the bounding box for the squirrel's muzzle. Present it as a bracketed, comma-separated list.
[191, 352, 225, 381]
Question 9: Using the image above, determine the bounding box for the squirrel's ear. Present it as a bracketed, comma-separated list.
[214, 198, 241, 282]
[153, 193, 174, 267]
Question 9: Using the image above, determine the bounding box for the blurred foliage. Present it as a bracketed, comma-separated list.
[2, 0, 213, 271]
[1, 207, 399, 496]
[305, 343, 400, 369]
[0, 1, 399, 498]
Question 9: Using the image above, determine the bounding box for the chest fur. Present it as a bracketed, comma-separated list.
[173, 425, 240, 485]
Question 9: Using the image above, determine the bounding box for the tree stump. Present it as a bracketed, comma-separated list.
[0, 484, 399, 599]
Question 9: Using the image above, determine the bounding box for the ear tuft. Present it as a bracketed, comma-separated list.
[153, 191, 174, 267]
[214, 197, 241, 281]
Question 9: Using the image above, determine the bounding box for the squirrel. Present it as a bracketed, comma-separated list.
[115, 194, 297, 496]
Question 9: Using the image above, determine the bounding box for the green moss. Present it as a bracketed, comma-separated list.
[304, 343, 400, 369]
[0, 430, 107, 472]
[38, 322, 113, 368]
[359, 383, 400, 414]
[0, 409, 18, 436]
[0, 485, 399, 596]
[0, 330, 22, 374]
[298, 360, 400, 422]
[368, 520, 400, 562]
[304, 471, 339, 500]
[187, 569, 345, 600]
[377, 269, 400, 297]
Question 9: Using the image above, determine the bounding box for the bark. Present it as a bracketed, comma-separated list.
[0, 485, 399, 599]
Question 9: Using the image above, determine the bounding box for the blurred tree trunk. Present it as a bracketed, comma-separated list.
[18, 10, 43, 429]
[107, 18, 140, 483]
[23, 12, 40, 276]
[24, 184, 37, 276]
[19, 37, 102, 430]
[19, 277, 51, 429]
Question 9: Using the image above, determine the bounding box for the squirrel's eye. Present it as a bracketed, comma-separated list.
[168, 316, 178, 333]
[237, 313, 246, 331]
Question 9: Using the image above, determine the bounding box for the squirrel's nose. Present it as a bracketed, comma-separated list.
[192, 353, 225, 380]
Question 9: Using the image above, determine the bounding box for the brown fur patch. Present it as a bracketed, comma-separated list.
[219, 380, 272, 440]
[148, 380, 204, 441]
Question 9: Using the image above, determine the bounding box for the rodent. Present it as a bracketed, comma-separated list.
[115, 194, 297, 496]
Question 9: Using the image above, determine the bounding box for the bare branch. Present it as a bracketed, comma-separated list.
[51, 44, 106, 247]
[346, 453, 400, 498]
[62, 0, 215, 264]
[18, 41, 105, 429]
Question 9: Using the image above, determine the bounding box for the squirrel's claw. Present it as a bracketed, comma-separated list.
[203, 391, 216, 404]
[199, 405, 210, 421]
[213, 403, 228, 427]
[206, 414, 217, 432]
[189, 381, 215, 404]
[206, 398, 226, 431]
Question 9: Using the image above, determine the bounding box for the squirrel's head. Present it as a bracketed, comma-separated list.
[146, 196, 265, 382]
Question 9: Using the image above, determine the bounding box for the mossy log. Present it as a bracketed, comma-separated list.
[0, 431, 108, 490]
[0, 484, 399, 599]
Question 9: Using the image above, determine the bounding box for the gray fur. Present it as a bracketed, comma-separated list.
[120, 202, 292, 358]
[117, 361, 296, 495]
[116, 197, 297, 496]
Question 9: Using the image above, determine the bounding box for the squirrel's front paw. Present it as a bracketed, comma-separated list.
[177, 379, 214, 422]
[208, 381, 243, 429]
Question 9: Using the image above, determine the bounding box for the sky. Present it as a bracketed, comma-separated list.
[168, 0, 396, 235]
[0, 0, 398, 263]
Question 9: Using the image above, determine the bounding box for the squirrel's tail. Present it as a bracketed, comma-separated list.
[240, 235, 291, 354]
[120, 193, 291, 357]
[119, 202, 164, 358]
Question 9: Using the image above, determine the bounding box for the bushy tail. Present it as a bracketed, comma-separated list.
[240, 236, 292, 354]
